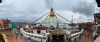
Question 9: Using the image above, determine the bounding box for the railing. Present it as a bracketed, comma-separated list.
[2, 34, 9, 42]
[69, 29, 84, 41]
[20, 28, 47, 42]
[70, 29, 84, 37]
[20, 28, 84, 42]
[0, 34, 9, 42]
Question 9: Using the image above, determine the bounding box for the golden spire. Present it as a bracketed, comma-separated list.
[50, 8, 55, 16]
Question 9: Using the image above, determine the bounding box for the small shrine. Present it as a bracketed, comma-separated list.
[33, 24, 48, 34]
[49, 22, 66, 42]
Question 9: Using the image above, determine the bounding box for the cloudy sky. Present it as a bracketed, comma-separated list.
[0, 0, 97, 23]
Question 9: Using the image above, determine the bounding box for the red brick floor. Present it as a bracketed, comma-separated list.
[80, 37, 94, 42]
[0, 31, 26, 42]
[80, 31, 94, 42]
[8, 34, 26, 42]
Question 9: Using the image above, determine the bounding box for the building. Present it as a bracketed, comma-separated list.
[0, 20, 3, 27]
[34, 8, 68, 28]
[42, 8, 59, 27]
[33, 26, 48, 35]
[2, 19, 12, 29]
[17, 22, 25, 28]
[94, 13, 100, 35]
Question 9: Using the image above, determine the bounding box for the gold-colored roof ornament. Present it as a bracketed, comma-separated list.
[50, 8, 55, 16]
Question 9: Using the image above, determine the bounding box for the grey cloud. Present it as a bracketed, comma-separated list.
[0, 0, 96, 22]
[47, 0, 96, 17]
[71, 0, 96, 17]
[45, 0, 53, 8]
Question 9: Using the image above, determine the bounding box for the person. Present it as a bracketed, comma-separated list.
[27, 36, 31, 42]
[16, 31, 18, 39]
[41, 38, 42, 42]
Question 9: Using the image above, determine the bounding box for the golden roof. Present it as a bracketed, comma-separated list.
[50, 22, 66, 35]
[50, 28, 66, 35]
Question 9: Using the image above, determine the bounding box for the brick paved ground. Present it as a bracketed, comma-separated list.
[80, 31, 94, 42]
[0, 31, 26, 42]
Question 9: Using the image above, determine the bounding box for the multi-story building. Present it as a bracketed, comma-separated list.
[94, 13, 100, 35]
[2, 19, 12, 29]
[17, 22, 25, 28]
[0, 20, 3, 27]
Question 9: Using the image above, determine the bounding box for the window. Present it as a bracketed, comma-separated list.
[97, 26, 100, 34]
[38, 37, 42, 39]
[34, 36, 37, 38]
[31, 36, 34, 37]
[43, 37, 46, 39]
[98, 17, 100, 24]
[37, 30, 40, 34]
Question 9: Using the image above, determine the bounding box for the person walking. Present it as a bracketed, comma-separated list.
[16, 31, 18, 42]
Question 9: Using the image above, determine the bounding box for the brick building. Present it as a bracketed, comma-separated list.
[2, 19, 12, 28]
[0, 20, 3, 27]
[94, 13, 100, 35]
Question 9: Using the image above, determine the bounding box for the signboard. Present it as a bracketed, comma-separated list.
[12, 23, 17, 29]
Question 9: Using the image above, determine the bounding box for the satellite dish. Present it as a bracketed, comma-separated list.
[96, 0, 100, 7]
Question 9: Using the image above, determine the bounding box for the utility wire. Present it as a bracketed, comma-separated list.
[33, 12, 49, 23]
[55, 12, 71, 22]
[41, 13, 50, 23]
[55, 13, 62, 23]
